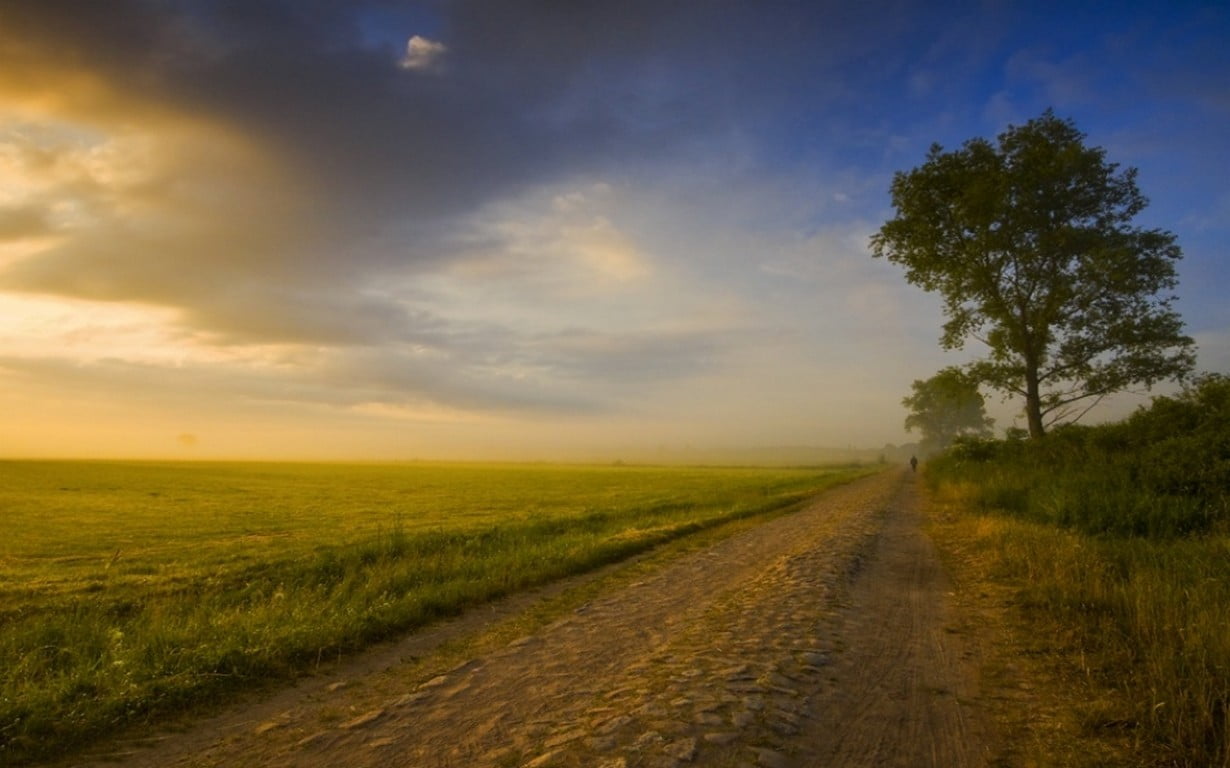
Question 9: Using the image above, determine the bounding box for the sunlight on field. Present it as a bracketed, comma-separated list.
[2, 461, 856, 588]
[0, 459, 877, 764]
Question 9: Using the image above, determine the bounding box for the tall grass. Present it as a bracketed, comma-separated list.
[973, 514, 1229, 766]
[927, 375, 1230, 766]
[0, 461, 871, 765]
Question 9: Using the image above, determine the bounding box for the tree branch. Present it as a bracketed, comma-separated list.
[1039, 384, 1118, 418]
[1043, 392, 1107, 427]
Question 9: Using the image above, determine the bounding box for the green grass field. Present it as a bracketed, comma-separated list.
[0, 459, 873, 765]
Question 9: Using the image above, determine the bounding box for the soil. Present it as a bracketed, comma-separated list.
[67, 469, 996, 768]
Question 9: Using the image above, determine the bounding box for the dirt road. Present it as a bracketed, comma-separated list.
[74, 470, 991, 768]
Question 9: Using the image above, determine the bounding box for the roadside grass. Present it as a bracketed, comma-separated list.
[0, 460, 874, 766]
[928, 483, 1230, 767]
[923, 376, 1230, 767]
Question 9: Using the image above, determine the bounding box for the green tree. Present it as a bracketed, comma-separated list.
[871, 111, 1195, 438]
[903, 367, 994, 453]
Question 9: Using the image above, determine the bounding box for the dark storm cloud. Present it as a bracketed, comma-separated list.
[5, 0, 759, 214]
[0, 0, 907, 357]
[3, 0, 832, 346]
[2, 1, 909, 221]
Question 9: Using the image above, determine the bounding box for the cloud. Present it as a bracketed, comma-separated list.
[400, 35, 447, 71]
[442, 181, 655, 292]
[1, 0, 746, 352]
[0, 1, 927, 353]
[1, 1, 1225, 457]
[0, 205, 48, 241]
[0, 87, 435, 346]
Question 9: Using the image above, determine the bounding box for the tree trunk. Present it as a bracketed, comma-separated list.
[1024, 361, 1046, 439]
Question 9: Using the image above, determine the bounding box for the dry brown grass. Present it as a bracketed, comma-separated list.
[926, 483, 1144, 767]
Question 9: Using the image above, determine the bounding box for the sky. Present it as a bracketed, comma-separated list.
[0, 0, 1227, 461]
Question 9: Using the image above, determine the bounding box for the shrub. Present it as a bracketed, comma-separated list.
[930, 374, 1230, 537]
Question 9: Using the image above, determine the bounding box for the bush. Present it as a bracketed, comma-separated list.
[928, 374, 1230, 537]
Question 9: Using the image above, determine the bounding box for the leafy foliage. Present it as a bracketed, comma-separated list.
[872, 111, 1195, 437]
[933, 373, 1230, 537]
[902, 366, 993, 453]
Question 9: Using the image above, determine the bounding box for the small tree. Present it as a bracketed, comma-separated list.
[903, 367, 994, 453]
[871, 111, 1195, 438]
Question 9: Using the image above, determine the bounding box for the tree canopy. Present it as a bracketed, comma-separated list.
[902, 367, 994, 453]
[871, 111, 1196, 438]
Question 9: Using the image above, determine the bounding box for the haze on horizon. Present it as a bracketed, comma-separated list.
[1, 1, 1227, 462]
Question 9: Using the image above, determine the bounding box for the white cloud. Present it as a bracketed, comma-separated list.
[567, 216, 652, 283]
[436, 181, 657, 301]
[399, 35, 447, 72]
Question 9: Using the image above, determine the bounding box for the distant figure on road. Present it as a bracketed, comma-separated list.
[910, 455, 918, 473]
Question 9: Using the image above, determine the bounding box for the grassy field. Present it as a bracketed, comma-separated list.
[928, 483, 1230, 767]
[0, 459, 874, 765]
